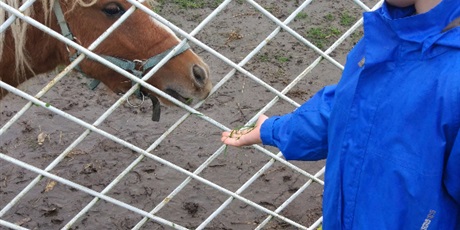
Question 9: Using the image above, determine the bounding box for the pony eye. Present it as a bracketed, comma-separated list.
[102, 3, 125, 17]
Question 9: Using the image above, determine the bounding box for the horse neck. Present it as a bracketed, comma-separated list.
[0, 3, 68, 88]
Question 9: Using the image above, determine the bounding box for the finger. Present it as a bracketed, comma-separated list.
[221, 135, 231, 143]
[223, 137, 242, 147]
[221, 133, 237, 143]
[221, 133, 240, 146]
[222, 131, 236, 139]
[223, 130, 243, 138]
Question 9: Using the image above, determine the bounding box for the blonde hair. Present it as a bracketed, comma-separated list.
[0, 0, 97, 76]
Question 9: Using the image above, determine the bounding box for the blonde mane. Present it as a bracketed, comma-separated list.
[0, 0, 97, 76]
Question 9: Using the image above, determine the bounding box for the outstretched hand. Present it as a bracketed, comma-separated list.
[221, 114, 268, 147]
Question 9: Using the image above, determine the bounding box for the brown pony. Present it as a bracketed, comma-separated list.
[0, 0, 212, 116]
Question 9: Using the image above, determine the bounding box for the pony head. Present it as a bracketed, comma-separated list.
[60, 0, 212, 106]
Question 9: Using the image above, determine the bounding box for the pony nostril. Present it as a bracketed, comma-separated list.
[192, 64, 207, 86]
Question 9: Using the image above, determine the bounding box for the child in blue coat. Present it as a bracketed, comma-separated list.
[222, 0, 460, 228]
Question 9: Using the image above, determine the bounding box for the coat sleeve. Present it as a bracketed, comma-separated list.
[444, 129, 460, 205]
[260, 84, 336, 161]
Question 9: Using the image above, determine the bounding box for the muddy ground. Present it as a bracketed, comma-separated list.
[0, 0, 379, 229]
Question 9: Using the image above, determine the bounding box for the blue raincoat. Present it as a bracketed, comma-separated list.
[260, 0, 460, 229]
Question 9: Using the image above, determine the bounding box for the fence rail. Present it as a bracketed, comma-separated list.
[1, 0, 382, 229]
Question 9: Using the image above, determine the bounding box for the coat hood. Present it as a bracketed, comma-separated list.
[363, 0, 460, 64]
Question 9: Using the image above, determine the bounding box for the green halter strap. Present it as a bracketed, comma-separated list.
[52, 0, 190, 92]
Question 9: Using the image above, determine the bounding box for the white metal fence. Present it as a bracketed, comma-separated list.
[1, 0, 382, 229]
